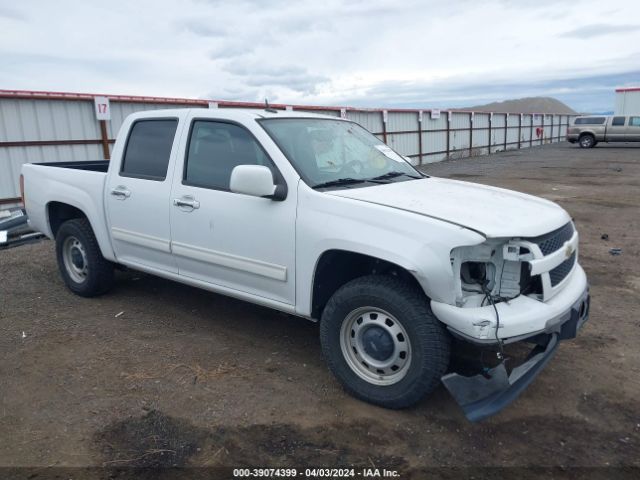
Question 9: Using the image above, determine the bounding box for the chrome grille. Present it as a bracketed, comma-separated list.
[529, 222, 574, 255]
[550, 252, 576, 286]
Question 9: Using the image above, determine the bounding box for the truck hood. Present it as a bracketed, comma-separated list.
[328, 177, 570, 238]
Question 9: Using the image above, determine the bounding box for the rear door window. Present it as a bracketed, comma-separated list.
[630, 117, 640, 127]
[120, 119, 178, 180]
[575, 117, 606, 125]
[612, 116, 626, 126]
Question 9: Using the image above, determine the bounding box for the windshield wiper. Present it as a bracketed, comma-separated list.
[313, 173, 422, 190]
[313, 178, 371, 189]
[370, 171, 423, 181]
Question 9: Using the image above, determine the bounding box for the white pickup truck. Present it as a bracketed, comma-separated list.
[21, 108, 590, 421]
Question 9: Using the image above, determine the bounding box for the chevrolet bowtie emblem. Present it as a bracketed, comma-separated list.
[565, 244, 575, 258]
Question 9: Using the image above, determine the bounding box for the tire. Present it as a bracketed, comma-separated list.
[319, 275, 450, 409]
[579, 134, 595, 148]
[55, 218, 114, 297]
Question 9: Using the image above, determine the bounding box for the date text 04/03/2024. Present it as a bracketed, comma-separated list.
[232, 467, 400, 478]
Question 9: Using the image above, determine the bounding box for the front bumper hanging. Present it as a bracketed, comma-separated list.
[441, 288, 590, 422]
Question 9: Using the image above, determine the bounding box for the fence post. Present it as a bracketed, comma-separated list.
[417, 111, 423, 166]
[503, 113, 508, 151]
[468, 112, 473, 157]
[99, 120, 110, 160]
[446, 111, 451, 158]
[381, 110, 388, 144]
[541, 114, 545, 145]
[488, 112, 492, 154]
[518, 113, 522, 149]
[530, 114, 534, 148]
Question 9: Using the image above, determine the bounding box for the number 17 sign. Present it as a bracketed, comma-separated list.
[94, 96, 111, 121]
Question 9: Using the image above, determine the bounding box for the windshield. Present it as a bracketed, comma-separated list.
[259, 118, 422, 188]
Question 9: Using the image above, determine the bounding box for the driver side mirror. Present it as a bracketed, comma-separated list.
[230, 165, 286, 201]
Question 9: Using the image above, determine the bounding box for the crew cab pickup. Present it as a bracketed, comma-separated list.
[567, 114, 640, 147]
[21, 108, 590, 421]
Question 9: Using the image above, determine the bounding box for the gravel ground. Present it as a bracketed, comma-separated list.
[1, 142, 639, 478]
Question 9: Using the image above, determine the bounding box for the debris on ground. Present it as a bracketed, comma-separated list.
[0, 208, 45, 249]
[609, 248, 623, 256]
[601, 234, 609, 241]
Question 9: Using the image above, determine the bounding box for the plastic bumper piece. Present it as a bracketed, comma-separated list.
[441, 288, 590, 422]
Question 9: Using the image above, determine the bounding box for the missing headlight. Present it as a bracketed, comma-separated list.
[451, 240, 537, 307]
[461, 262, 488, 285]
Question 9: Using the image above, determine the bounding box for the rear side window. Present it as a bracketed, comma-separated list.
[121, 119, 178, 180]
[574, 117, 606, 125]
[630, 117, 640, 127]
[612, 116, 626, 126]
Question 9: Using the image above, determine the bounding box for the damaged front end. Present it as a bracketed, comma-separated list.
[448, 236, 543, 339]
[442, 287, 589, 422]
[433, 222, 590, 421]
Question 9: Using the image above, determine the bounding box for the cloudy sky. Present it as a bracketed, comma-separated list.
[1, 0, 639, 112]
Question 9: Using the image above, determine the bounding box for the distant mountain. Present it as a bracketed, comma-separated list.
[467, 97, 577, 114]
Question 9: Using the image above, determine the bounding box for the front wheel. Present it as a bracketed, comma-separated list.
[55, 218, 114, 297]
[320, 275, 450, 409]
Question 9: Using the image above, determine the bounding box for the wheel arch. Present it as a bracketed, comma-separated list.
[310, 249, 426, 320]
[48, 201, 87, 237]
[578, 131, 596, 138]
[46, 200, 116, 261]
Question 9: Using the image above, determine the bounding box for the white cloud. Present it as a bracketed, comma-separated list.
[559, 23, 640, 39]
[0, 0, 639, 111]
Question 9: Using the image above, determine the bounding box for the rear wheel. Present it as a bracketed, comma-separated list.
[55, 218, 114, 297]
[579, 134, 595, 148]
[319, 275, 450, 409]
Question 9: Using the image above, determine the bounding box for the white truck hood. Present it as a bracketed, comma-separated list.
[328, 177, 570, 238]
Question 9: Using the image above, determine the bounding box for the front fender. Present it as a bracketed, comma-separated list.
[295, 185, 485, 316]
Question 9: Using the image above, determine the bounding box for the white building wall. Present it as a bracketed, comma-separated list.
[615, 90, 640, 115]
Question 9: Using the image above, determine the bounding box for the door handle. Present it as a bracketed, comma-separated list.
[173, 197, 200, 210]
[110, 186, 131, 199]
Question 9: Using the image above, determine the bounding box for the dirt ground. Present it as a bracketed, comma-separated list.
[1, 143, 639, 478]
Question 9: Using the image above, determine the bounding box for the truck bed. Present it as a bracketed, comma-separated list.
[22, 161, 111, 245]
[37, 160, 110, 172]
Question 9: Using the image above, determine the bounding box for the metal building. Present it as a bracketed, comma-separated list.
[614, 87, 640, 115]
[0, 89, 575, 205]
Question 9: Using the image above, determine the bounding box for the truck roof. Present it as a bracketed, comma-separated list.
[128, 107, 344, 121]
